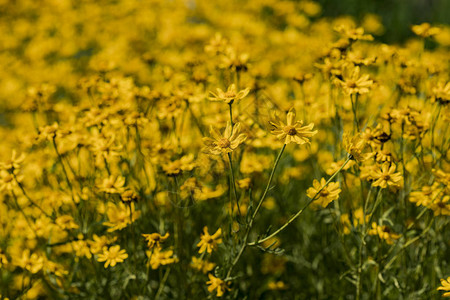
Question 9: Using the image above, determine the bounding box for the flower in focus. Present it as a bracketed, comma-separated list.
[142, 232, 169, 249]
[437, 277, 450, 297]
[306, 178, 341, 208]
[270, 108, 317, 145]
[203, 122, 247, 155]
[370, 163, 402, 189]
[206, 274, 230, 297]
[97, 245, 128, 268]
[208, 84, 250, 104]
[197, 226, 222, 254]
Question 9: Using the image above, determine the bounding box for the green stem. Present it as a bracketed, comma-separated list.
[225, 144, 286, 279]
[227, 153, 241, 218]
[249, 155, 352, 246]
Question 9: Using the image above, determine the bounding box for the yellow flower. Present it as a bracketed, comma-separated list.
[197, 226, 222, 254]
[431, 81, 450, 105]
[190, 256, 215, 274]
[0, 150, 25, 172]
[203, 122, 247, 155]
[412, 23, 440, 38]
[98, 175, 126, 194]
[206, 274, 230, 297]
[438, 277, 450, 297]
[306, 178, 341, 208]
[208, 84, 250, 104]
[429, 196, 450, 216]
[88, 234, 117, 255]
[97, 245, 128, 268]
[14, 250, 44, 274]
[148, 248, 178, 269]
[343, 133, 369, 161]
[368, 223, 400, 244]
[142, 232, 169, 249]
[103, 202, 140, 232]
[336, 66, 373, 95]
[269, 108, 317, 145]
[55, 215, 79, 230]
[371, 163, 402, 189]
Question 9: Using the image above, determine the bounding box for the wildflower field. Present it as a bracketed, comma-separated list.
[0, 0, 450, 299]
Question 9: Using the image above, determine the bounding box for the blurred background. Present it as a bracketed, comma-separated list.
[317, 0, 450, 43]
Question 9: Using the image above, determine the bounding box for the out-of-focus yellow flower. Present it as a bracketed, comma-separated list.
[336, 66, 373, 95]
[306, 178, 341, 208]
[97, 245, 128, 268]
[270, 108, 317, 145]
[142, 232, 169, 249]
[412, 23, 440, 38]
[206, 274, 230, 297]
[148, 248, 178, 269]
[368, 223, 400, 244]
[98, 175, 126, 194]
[190, 256, 215, 274]
[103, 202, 140, 232]
[14, 249, 44, 274]
[343, 133, 369, 161]
[197, 226, 222, 254]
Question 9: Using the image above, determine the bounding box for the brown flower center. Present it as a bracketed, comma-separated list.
[218, 138, 231, 148]
[283, 125, 297, 136]
[346, 80, 357, 88]
[320, 189, 329, 197]
[382, 174, 391, 181]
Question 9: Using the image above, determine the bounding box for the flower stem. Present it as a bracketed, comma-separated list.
[225, 144, 286, 280]
[248, 155, 351, 246]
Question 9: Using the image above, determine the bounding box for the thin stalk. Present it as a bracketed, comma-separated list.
[227, 153, 241, 218]
[249, 155, 352, 246]
[225, 144, 286, 279]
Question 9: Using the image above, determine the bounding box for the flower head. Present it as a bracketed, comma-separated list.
[142, 232, 169, 249]
[197, 226, 222, 254]
[438, 277, 450, 297]
[371, 163, 402, 189]
[206, 274, 230, 297]
[306, 178, 341, 208]
[203, 122, 247, 155]
[97, 245, 128, 268]
[208, 84, 250, 104]
[336, 66, 373, 95]
[270, 108, 317, 145]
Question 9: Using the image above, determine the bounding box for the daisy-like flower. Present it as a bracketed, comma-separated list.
[438, 277, 450, 297]
[343, 133, 369, 161]
[0, 150, 25, 172]
[197, 226, 222, 254]
[269, 108, 317, 145]
[97, 245, 128, 268]
[148, 248, 178, 269]
[203, 122, 247, 155]
[370, 163, 402, 189]
[306, 178, 341, 208]
[208, 84, 250, 104]
[98, 175, 126, 194]
[368, 223, 400, 244]
[142, 232, 169, 249]
[206, 274, 230, 297]
[191, 257, 215, 274]
[431, 81, 450, 105]
[336, 66, 373, 95]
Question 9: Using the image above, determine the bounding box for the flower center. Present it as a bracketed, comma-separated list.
[283, 125, 297, 136]
[382, 174, 391, 181]
[347, 80, 357, 88]
[320, 189, 329, 197]
[218, 138, 231, 148]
